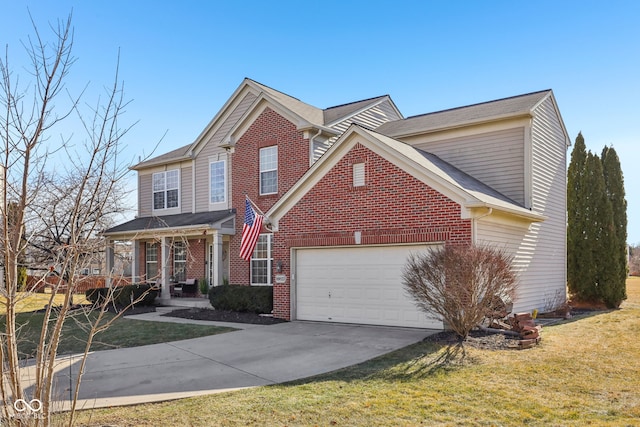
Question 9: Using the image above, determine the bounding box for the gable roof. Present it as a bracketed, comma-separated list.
[267, 124, 544, 229]
[376, 90, 553, 137]
[248, 79, 325, 126]
[133, 78, 404, 170]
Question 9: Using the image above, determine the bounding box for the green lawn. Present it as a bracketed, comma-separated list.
[71, 277, 640, 426]
[1, 310, 235, 358]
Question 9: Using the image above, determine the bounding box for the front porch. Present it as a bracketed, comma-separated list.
[103, 210, 236, 303]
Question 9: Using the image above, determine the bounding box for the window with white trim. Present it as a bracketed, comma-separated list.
[146, 243, 158, 281]
[353, 162, 365, 187]
[173, 241, 187, 282]
[250, 234, 272, 285]
[210, 160, 226, 204]
[153, 170, 179, 210]
[259, 146, 278, 195]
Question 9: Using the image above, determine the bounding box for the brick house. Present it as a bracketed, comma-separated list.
[104, 78, 569, 329]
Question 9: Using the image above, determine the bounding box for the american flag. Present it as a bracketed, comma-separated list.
[239, 198, 263, 260]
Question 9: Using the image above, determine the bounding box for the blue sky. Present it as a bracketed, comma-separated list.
[3, 1, 639, 243]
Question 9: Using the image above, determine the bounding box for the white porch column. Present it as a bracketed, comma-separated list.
[105, 240, 115, 288]
[160, 236, 171, 302]
[131, 240, 139, 284]
[212, 231, 223, 287]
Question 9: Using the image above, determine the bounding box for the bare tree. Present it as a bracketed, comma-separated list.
[402, 244, 518, 340]
[26, 169, 127, 277]
[630, 244, 640, 277]
[1, 13, 141, 426]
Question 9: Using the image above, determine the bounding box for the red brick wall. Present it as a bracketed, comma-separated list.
[229, 107, 310, 284]
[136, 239, 207, 285]
[187, 238, 208, 284]
[272, 142, 472, 319]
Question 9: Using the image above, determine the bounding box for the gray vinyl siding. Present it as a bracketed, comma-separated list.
[475, 219, 537, 312]
[310, 100, 403, 164]
[408, 128, 526, 205]
[194, 92, 257, 212]
[476, 97, 567, 313]
[181, 165, 193, 213]
[138, 174, 152, 217]
[331, 100, 402, 134]
[312, 138, 332, 164]
[527, 96, 567, 309]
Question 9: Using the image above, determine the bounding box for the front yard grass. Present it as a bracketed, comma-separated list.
[0, 292, 90, 314]
[0, 310, 235, 358]
[73, 277, 640, 426]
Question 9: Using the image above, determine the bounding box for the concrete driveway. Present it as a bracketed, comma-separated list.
[46, 320, 435, 410]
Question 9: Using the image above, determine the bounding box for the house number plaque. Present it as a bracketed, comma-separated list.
[275, 274, 287, 284]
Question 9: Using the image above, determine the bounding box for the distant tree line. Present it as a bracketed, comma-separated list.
[629, 245, 640, 277]
[567, 132, 627, 308]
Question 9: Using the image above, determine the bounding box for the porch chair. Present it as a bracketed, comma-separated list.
[181, 278, 198, 297]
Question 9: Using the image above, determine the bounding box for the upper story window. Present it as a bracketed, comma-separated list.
[210, 160, 226, 204]
[153, 170, 179, 210]
[259, 146, 278, 195]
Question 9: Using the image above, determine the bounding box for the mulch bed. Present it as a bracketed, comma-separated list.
[425, 330, 522, 350]
[162, 308, 286, 325]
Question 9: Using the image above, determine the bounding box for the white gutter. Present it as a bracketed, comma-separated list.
[472, 208, 493, 244]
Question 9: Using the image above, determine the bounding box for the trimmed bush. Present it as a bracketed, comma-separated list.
[208, 285, 272, 314]
[85, 284, 157, 307]
[403, 244, 518, 340]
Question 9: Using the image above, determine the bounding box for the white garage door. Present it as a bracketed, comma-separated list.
[295, 245, 442, 329]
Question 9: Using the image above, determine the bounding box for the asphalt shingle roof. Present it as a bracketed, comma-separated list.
[376, 90, 551, 137]
[323, 96, 390, 125]
[104, 210, 235, 235]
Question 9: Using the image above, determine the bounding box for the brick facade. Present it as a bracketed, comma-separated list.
[229, 107, 310, 285]
[272, 142, 472, 319]
[187, 238, 207, 284]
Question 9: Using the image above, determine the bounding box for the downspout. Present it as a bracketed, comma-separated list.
[472, 207, 493, 244]
[309, 127, 323, 167]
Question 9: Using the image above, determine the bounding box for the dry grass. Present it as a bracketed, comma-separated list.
[71, 278, 640, 426]
[0, 292, 90, 314]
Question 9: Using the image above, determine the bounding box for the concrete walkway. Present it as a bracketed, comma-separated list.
[44, 310, 436, 410]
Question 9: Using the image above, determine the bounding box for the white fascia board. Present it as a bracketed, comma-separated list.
[222, 94, 316, 147]
[531, 90, 571, 147]
[388, 112, 533, 140]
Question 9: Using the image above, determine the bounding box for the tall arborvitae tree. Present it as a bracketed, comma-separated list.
[567, 134, 626, 308]
[567, 133, 592, 298]
[601, 146, 628, 306]
[585, 152, 619, 306]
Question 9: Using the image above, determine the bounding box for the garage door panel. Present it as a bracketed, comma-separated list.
[295, 245, 442, 329]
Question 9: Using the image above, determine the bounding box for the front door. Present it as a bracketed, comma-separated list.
[208, 241, 230, 286]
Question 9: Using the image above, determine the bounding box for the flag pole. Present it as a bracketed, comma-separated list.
[245, 195, 266, 217]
